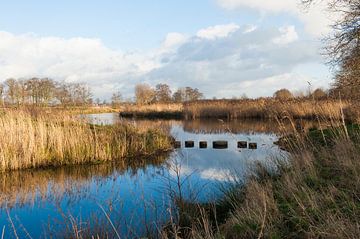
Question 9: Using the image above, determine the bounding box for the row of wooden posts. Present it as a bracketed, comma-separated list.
[173, 140, 258, 150]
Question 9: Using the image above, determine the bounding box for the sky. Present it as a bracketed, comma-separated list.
[0, 0, 336, 100]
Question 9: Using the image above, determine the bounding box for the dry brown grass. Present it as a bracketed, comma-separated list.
[120, 103, 183, 113]
[0, 109, 172, 171]
[118, 99, 360, 123]
[184, 99, 356, 121]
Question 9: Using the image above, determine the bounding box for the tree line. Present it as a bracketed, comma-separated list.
[0, 78, 92, 106]
[132, 83, 204, 105]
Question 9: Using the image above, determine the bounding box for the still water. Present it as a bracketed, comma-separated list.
[0, 113, 287, 238]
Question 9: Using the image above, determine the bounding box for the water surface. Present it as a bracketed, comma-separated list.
[0, 113, 288, 238]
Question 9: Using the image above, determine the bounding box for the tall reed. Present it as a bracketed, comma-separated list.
[183, 99, 356, 121]
[0, 110, 172, 171]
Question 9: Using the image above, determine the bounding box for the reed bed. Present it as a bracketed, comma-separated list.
[183, 99, 357, 121]
[119, 99, 360, 123]
[0, 110, 172, 171]
[119, 103, 183, 119]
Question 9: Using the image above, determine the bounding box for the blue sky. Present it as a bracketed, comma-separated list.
[0, 0, 334, 99]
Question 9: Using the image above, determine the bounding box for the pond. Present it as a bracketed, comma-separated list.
[0, 113, 288, 238]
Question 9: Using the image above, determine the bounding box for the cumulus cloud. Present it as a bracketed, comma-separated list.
[144, 24, 325, 98]
[0, 23, 327, 99]
[216, 0, 335, 37]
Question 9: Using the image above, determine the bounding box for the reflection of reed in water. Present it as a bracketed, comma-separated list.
[0, 153, 169, 208]
[120, 119, 177, 133]
[120, 118, 322, 135]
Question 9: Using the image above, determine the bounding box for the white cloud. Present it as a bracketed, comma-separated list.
[272, 26, 299, 45]
[145, 24, 326, 98]
[162, 32, 188, 49]
[196, 23, 240, 40]
[216, 0, 335, 37]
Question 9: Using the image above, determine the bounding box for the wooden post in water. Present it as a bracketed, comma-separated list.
[185, 141, 195, 148]
[237, 141, 247, 148]
[199, 141, 207, 149]
[249, 143, 257, 149]
[213, 141, 228, 149]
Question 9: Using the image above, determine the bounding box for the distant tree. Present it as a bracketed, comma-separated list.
[173, 88, 186, 102]
[135, 83, 156, 104]
[155, 84, 172, 103]
[172, 87, 204, 102]
[111, 91, 122, 108]
[311, 88, 327, 100]
[4, 78, 21, 105]
[55, 82, 72, 105]
[274, 88, 294, 100]
[73, 83, 92, 105]
[184, 87, 203, 101]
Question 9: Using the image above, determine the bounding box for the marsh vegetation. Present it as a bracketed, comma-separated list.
[0, 109, 172, 171]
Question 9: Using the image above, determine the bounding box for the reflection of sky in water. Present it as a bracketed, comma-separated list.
[0, 113, 287, 238]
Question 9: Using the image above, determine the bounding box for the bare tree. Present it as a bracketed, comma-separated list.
[111, 91, 122, 108]
[4, 78, 21, 105]
[155, 83, 172, 103]
[184, 87, 203, 101]
[172, 87, 204, 102]
[173, 88, 186, 102]
[135, 83, 155, 104]
[55, 81, 72, 106]
[72, 83, 92, 106]
[26, 78, 55, 105]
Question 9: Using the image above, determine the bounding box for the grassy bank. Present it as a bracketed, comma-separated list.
[164, 123, 360, 238]
[118, 99, 360, 123]
[0, 109, 172, 171]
